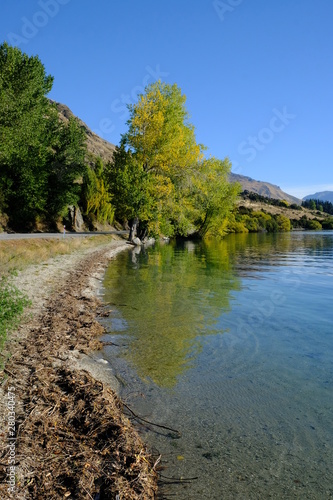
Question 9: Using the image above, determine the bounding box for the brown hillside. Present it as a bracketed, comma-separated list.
[230, 173, 301, 205]
[238, 198, 330, 222]
[52, 101, 116, 163]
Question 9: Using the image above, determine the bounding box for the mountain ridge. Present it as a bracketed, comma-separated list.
[229, 173, 301, 204]
[303, 191, 333, 203]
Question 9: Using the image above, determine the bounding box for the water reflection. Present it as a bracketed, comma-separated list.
[101, 232, 333, 499]
[103, 239, 241, 388]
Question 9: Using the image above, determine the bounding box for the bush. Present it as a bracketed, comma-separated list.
[0, 276, 30, 351]
[322, 218, 333, 230]
[276, 214, 291, 232]
[321, 219, 333, 229]
[306, 220, 322, 230]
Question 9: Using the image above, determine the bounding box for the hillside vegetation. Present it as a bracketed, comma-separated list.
[228, 191, 333, 233]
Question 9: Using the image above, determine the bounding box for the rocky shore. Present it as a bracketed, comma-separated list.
[0, 240, 157, 499]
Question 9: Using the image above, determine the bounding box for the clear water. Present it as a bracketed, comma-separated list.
[101, 232, 333, 499]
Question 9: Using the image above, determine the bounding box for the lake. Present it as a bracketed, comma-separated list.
[100, 231, 333, 499]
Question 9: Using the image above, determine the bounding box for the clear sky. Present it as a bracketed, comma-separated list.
[1, 0, 333, 199]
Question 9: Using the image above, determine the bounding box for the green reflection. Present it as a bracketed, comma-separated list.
[103, 239, 241, 388]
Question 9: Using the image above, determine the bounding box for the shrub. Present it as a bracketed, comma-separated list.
[0, 276, 30, 351]
[306, 219, 322, 230]
[322, 218, 333, 230]
[276, 215, 291, 232]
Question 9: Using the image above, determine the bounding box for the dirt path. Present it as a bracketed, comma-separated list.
[0, 240, 157, 499]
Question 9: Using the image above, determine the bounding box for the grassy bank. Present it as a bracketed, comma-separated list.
[0, 234, 124, 275]
[0, 234, 125, 364]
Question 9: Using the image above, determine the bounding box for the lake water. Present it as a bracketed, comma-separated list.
[100, 232, 333, 499]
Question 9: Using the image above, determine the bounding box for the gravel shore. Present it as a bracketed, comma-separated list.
[0, 239, 157, 499]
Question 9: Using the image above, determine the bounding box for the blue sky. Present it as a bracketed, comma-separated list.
[1, 0, 332, 199]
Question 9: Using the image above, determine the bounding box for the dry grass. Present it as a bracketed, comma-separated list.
[0, 235, 124, 276]
[239, 199, 330, 221]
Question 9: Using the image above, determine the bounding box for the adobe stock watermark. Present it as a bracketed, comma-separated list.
[93, 65, 169, 138]
[6, 386, 17, 496]
[6, 0, 71, 47]
[231, 106, 296, 175]
[213, 0, 244, 22]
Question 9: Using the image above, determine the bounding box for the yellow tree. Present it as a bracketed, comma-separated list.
[108, 80, 239, 239]
[125, 81, 203, 176]
[82, 158, 114, 225]
[108, 81, 204, 238]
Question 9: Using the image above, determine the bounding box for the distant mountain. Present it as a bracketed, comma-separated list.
[303, 191, 333, 203]
[230, 173, 301, 205]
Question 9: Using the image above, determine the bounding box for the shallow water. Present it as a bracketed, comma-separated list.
[101, 232, 333, 499]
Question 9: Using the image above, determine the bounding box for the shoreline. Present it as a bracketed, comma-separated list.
[0, 240, 157, 499]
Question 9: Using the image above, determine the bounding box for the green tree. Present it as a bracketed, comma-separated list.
[306, 219, 322, 230]
[0, 43, 53, 227]
[322, 218, 333, 229]
[106, 145, 156, 234]
[189, 157, 241, 237]
[0, 43, 87, 229]
[46, 112, 87, 219]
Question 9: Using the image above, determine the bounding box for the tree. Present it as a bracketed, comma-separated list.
[0, 43, 87, 229]
[189, 157, 241, 237]
[107, 80, 238, 239]
[0, 43, 53, 227]
[276, 214, 291, 232]
[306, 219, 322, 230]
[125, 81, 203, 175]
[45, 111, 87, 219]
[322, 218, 333, 229]
[82, 157, 114, 226]
[109, 81, 204, 239]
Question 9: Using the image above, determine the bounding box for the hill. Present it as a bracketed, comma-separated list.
[52, 101, 116, 163]
[303, 191, 333, 203]
[230, 173, 301, 205]
[233, 192, 333, 232]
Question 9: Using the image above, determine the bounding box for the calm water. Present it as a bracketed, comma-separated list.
[100, 232, 333, 499]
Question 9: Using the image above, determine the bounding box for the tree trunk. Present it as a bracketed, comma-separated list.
[138, 225, 148, 241]
[129, 217, 139, 242]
